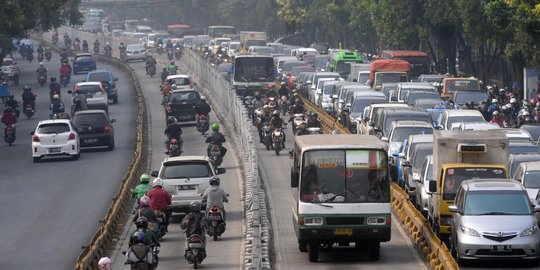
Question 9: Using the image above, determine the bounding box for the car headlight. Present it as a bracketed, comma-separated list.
[302, 217, 323, 226]
[521, 225, 538, 237]
[460, 225, 480, 237]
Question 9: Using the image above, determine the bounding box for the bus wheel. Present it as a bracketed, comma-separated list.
[308, 243, 319, 262]
[368, 243, 380, 261]
[298, 241, 307, 252]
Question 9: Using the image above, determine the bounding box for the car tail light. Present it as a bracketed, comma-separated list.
[32, 135, 40, 142]
[104, 125, 111, 134]
[68, 132, 76, 140]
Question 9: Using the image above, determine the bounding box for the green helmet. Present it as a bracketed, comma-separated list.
[211, 123, 219, 131]
[140, 173, 150, 184]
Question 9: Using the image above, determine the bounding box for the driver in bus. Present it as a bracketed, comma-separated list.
[301, 165, 319, 201]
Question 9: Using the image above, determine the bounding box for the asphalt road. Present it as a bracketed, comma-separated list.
[0, 45, 136, 269]
[110, 55, 244, 269]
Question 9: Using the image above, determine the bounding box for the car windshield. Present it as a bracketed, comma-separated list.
[358, 73, 369, 84]
[521, 125, 540, 142]
[523, 171, 540, 188]
[316, 57, 330, 69]
[454, 92, 487, 104]
[509, 144, 540, 155]
[400, 87, 435, 100]
[73, 113, 107, 126]
[292, 67, 315, 77]
[76, 85, 101, 95]
[415, 99, 442, 110]
[376, 73, 408, 85]
[161, 161, 212, 178]
[87, 72, 109, 82]
[352, 98, 386, 113]
[168, 77, 190, 85]
[407, 93, 440, 105]
[391, 126, 432, 142]
[442, 167, 507, 200]
[447, 116, 484, 128]
[384, 114, 432, 134]
[323, 85, 335, 95]
[75, 56, 92, 62]
[38, 123, 70, 134]
[445, 80, 480, 93]
[300, 149, 390, 203]
[282, 62, 305, 72]
[171, 91, 199, 102]
[412, 146, 433, 169]
[463, 191, 531, 215]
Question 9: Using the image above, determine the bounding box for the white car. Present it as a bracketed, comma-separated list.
[31, 119, 80, 162]
[165, 74, 193, 90]
[71, 82, 108, 113]
[125, 44, 146, 62]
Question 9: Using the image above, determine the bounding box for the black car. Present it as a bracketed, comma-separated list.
[165, 89, 201, 123]
[72, 110, 115, 150]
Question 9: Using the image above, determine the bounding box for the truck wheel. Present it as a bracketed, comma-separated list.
[308, 243, 319, 262]
[298, 241, 307, 252]
[368, 243, 380, 261]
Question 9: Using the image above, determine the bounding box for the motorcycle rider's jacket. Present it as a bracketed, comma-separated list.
[1, 112, 16, 126]
[59, 65, 70, 76]
[145, 56, 156, 66]
[195, 101, 211, 115]
[269, 116, 286, 129]
[252, 98, 264, 109]
[132, 183, 152, 199]
[164, 123, 183, 141]
[22, 91, 36, 105]
[165, 41, 173, 49]
[6, 98, 18, 110]
[50, 100, 65, 114]
[205, 131, 226, 146]
[278, 86, 289, 97]
[180, 211, 207, 236]
[36, 66, 47, 75]
[307, 119, 322, 128]
[36, 46, 44, 54]
[132, 206, 159, 225]
[266, 90, 277, 98]
[291, 104, 304, 114]
[147, 186, 172, 211]
[202, 185, 228, 210]
[167, 64, 178, 73]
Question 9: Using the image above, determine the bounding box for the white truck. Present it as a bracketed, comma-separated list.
[239, 31, 267, 50]
[427, 130, 509, 241]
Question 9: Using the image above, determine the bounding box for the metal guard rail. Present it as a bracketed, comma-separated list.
[302, 96, 458, 269]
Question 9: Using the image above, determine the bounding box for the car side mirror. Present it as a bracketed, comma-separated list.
[114, 77, 119, 81]
[217, 168, 226, 174]
[448, 205, 459, 213]
[110, 119, 116, 123]
[428, 180, 437, 193]
[381, 137, 388, 142]
[290, 169, 299, 188]
[193, 82, 198, 86]
[150, 171, 158, 177]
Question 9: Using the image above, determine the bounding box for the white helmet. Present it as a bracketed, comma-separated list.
[98, 257, 112, 270]
[39, 62, 44, 66]
[491, 99, 498, 103]
[106, 42, 109, 46]
[171, 84, 177, 90]
[510, 98, 517, 104]
[153, 178, 164, 187]
[53, 94, 60, 99]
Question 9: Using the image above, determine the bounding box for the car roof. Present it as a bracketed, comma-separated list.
[370, 103, 409, 109]
[172, 88, 197, 93]
[408, 134, 433, 143]
[444, 110, 483, 117]
[392, 120, 432, 128]
[353, 91, 385, 98]
[75, 53, 93, 57]
[38, 119, 72, 125]
[460, 122, 500, 129]
[295, 134, 387, 151]
[461, 179, 523, 192]
[76, 82, 101, 86]
[398, 82, 435, 88]
[519, 161, 540, 171]
[73, 109, 107, 116]
[88, 69, 112, 74]
[162, 155, 211, 163]
[166, 74, 190, 80]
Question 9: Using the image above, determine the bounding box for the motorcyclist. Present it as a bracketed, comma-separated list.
[59, 62, 71, 79]
[498, 88, 508, 104]
[165, 39, 173, 51]
[60, 48, 69, 62]
[490, 110, 504, 127]
[36, 62, 48, 75]
[93, 39, 100, 52]
[49, 77, 62, 98]
[195, 97, 211, 121]
[147, 178, 172, 232]
[266, 86, 277, 98]
[5, 96, 19, 118]
[252, 92, 264, 110]
[129, 217, 160, 248]
[72, 92, 88, 113]
[519, 111, 533, 127]
[145, 53, 157, 75]
[160, 67, 169, 82]
[509, 98, 520, 122]
[202, 177, 228, 221]
[36, 45, 44, 55]
[1, 108, 17, 129]
[167, 61, 178, 75]
[55, 106, 70, 119]
[49, 94, 64, 115]
[119, 42, 126, 54]
[269, 110, 286, 147]
[82, 40, 89, 52]
[104, 42, 112, 55]
[180, 201, 208, 257]
[157, 38, 163, 47]
[132, 196, 159, 226]
[164, 117, 183, 152]
[534, 107, 540, 124]
[132, 173, 153, 200]
[205, 123, 227, 158]
[98, 257, 112, 270]
[296, 122, 310, 136]
[338, 107, 350, 126]
[21, 86, 36, 109]
[306, 111, 322, 128]
[278, 82, 290, 98]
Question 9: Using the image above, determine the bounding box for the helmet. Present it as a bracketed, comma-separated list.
[171, 138, 178, 144]
[53, 94, 60, 99]
[132, 231, 146, 244]
[499, 88, 506, 93]
[98, 257, 112, 270]
[167, 117, 177, 125]
[523, 111, 531, 116]
[170, 61, 174, 65]
[211, 123, 219, 131]
[308, 111, 316, 117]
[273, 110, 279, 116]
[209, 176, 220, 186]
[487, 85, 494, 91]
[493, 110, 500, 116]
[171, 84, 177, 90]
[280, 81, 286, 86]
[135, 216, 148, 229]
[255, 92, 261, 97]
[39, 62, 43, 66]
[535, 107, 540, 112]
[106, 42, 109, 46]
[153, 178, 164, 187]
[120, 42, 124, 45]
[510, 98, 517, 104]
[23, 86, 31, 92]
[190, 201, 201, 212]
[50, 77, 56, 81]
[491, 99, 498, 103]
[139, 195, 150, 207]
[292, 89, 298, 93]
[140, 173, 150, 184]
[200, 96, 206, 101]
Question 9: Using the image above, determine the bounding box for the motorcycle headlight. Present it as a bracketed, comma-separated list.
[460, 225, 480, 237]
[521, 225, 538, 237]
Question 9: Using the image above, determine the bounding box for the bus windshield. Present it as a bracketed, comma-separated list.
[209, 27, 236, 38]
[234, 57, 275, 82]
[300, 149, 390, 203]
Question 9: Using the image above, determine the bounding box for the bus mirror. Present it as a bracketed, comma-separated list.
[290, 169, 299, 188]
[428, 180, 437, 193]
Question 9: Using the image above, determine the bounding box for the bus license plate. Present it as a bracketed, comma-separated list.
[333, 228, 352, 236]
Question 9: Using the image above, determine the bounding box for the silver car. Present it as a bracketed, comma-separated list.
[449, 179, 540, 265]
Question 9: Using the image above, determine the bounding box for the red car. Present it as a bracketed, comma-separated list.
[286, 66, 316, 90]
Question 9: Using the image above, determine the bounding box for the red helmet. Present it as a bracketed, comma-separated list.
[171, 139, 177, 144]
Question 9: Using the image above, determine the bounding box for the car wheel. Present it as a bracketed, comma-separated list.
[108, 139, 115, 151]
[33, 157, 40, 163]
[298, 241, 307, 252]
[308, 243, 319, 262]
[368, 243, 380, 261]
[112, 95, 118, 104]
[72, 153, 79, 160]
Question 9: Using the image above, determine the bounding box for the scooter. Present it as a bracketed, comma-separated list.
[272, 127, 285, 155]
[196, 114, 209, 134]
[104, 46, 112, 57]
[185, 234, 206, 269]
[147, 64, 156, 78]
[175, 47, 182, 60]
[37, 52, 44, 62]
[208, 143, 222, 169]
[292, 113, 305, 134]
[280, 96, 289, 115]
[123, 244, 158, 270]
[4, 124, 15, 146]
[93, 45, 100, 54]
[23, 103, 35, 119]
[37, 72, 47, 87]
[206, 205, 226, 241]
[157, 44, 163, 55]
[167, 47, 173, 60]
[45, 51, 52, 61]
[167, 140, 182, 157]
[26, 53, 33, 62]
[60, 74, 70, 87]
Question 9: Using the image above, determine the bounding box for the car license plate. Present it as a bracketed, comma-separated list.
[333, 228, 352, 236]
[84, 139, 98, 143]
[48, 147, 61, 153]
[177, 185, 196, 191]
[208, 215, 221, 221]
[490, 245, 511, 252]
[178, 116, 192, 120]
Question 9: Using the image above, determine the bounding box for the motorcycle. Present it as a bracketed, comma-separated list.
[37, 52, 44, 62]
[104, 46, 112, 57]
[167, 47, 173, 60]
[291, 113, 305, 134]
[38, 72, 47, 87]
[266, 97, 277, 112]
[154, 210, 167, 239]
[280, 96, 289, 115]
[157, 44, 163, 55]
[73, 41, 80, 51]
[196, 114, 209, 134]
[93, 45, 100, 54]
[45, 51, 52, 61]
[147, 64, 156, 78]
[167, 140, 182, 157]
[272, 127, 285, 155]
[123, 244, 158, 270]
[208, 143, 223, 169]
[52, 34, 58, 45]
[82, 44, 89, 53]
[206, 205, 226, 241]
[27, 52, 33, 62]
[263, 125, 273, 150]
[4, 124, 15, 146]
[175, 47, 182, 60]
[185, 234, 206, 269]
[60, 73, 70, 87]
[23, 103, 35, 119]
